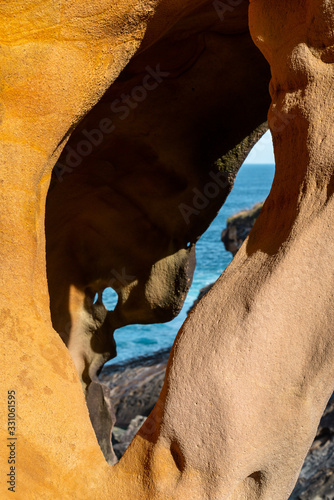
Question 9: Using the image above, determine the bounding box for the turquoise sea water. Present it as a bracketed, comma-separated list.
[104, 163, 275, 364]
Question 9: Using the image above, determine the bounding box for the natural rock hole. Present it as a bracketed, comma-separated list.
[102, 287, 119, 311]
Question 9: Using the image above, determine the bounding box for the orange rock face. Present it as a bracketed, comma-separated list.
[0, 0, 333, 499]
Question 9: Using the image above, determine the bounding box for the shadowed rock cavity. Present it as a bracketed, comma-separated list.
[45, 1, 270, 462]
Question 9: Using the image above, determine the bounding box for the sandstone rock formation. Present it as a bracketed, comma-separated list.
[0, 1, 333, 499]
[100, 351, 334, 499]
[45, 1, 270, 461]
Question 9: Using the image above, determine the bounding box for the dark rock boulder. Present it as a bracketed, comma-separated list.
[221, 202, 264, 256]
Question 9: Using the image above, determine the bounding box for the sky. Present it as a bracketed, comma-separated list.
[244, 130, 275, 164]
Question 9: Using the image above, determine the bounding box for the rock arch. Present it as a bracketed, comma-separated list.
[0, 0, 333, 498]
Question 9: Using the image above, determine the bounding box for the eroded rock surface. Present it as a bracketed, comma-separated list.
[102, 354, 334, 498]
[45, 1, 270, 460]
[0, 0, 333, 498]
[102, 327, 334, 498]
